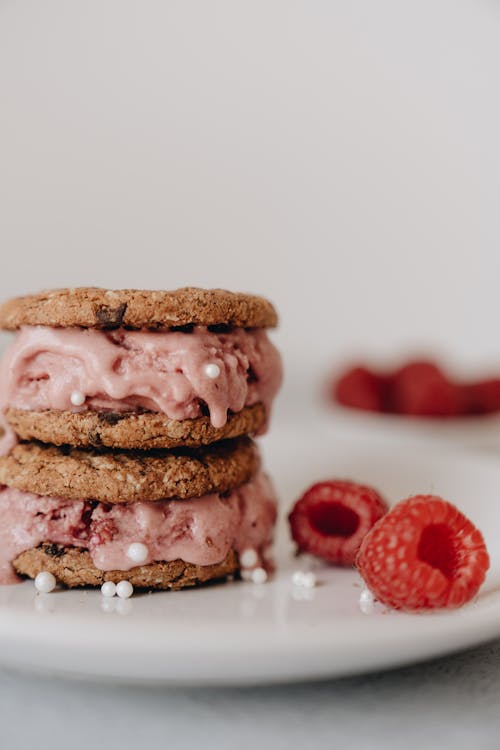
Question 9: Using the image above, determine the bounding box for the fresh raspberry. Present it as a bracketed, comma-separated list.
[463, 379, 500, 415]
[333, 366, 388, 413]
[391, 361, 462, 417]
[356, 496, 489, 611]
[288, 480, 388, 566]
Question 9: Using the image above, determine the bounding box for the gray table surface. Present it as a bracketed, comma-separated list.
[1, 639, 499, 750]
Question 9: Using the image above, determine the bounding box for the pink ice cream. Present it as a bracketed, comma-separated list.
[0, 325, 282, 454]
[0, 472, 277, 585]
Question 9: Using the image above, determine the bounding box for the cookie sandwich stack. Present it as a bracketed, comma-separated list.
[0, 288, 282, 591]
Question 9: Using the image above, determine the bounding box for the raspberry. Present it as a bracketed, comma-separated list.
[288, 480, 388, 566]
[356, 496, 489, 611]
[391, 361, 461, 417]
[333, 367, 388, 413]
[463, 379, 500, 415]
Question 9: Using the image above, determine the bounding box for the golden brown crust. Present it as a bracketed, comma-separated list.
[0, 287, 278, 330]
[13, 543, 239, 589]
[6, 403, 266, 450]
[0, 437, 259, 503]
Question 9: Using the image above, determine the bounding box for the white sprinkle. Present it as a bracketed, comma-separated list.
[292, 570, 306, 586]
[359, 587, 376, 614]
[240, 548, 258, 569]
[126, 542, 149, 564]
[301, 571, 317, 588]
[251, 567, 268, 584]
[116, 580, 134, 599]
[101, 581, 117, 598]
[204, 363, 221, 379]
[240, 568, 253, 581]
[70, 390, 85, 406]
[34, 571, 56, 593]
[291, 570, 317, 588]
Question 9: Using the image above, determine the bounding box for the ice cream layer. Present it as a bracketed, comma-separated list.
[0, 473, 277, 585]
[0, 325, 282, 454]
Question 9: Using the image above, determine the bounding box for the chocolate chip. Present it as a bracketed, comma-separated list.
[43, 543, 65, 558]
[96, 303, 127, 328]
[97, 411, 127, 426]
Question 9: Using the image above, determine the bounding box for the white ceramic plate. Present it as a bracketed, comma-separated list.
[1, 425, 500, 686]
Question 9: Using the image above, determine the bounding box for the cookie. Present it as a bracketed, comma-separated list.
[13, 543, 238, 589]
[0, 437, 259, 503]
[6, 403, 266, 450]
[0, 287, 278, 331]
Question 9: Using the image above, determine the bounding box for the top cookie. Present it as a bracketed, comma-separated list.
[0, 287, 278, 331]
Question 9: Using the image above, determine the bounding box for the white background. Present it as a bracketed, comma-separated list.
[1, 0, 500, 406]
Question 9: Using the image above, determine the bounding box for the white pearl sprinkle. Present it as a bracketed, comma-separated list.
[292, 570, 305, 586]
[101, 581, 117, 598]
[126, 542, 149, 564]
[116, 580, 134, 599]
[70, 390, 85, 406]
[34, 571, 57, 593]
[302, 572, 317, 588]
[240, 548, 259, 569]
[292, 570, 317, 588]
[359, 587, 376, 614]
[251, 567, 268, 584]
[204, 363, 221, 379]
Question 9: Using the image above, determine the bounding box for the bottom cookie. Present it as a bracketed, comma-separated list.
[13, 543, 239, 590]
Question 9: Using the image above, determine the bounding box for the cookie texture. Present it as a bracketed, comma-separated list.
[6, 403, 266, 450]
[0, 437, 259, 503]
[14, 543, 238, 589]
[0, 287, 278, 330]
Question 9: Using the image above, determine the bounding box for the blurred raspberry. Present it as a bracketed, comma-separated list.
[391, 361, 461, 417]
[462, 379, 500, 415]
[333, 366, 387, 413]
[330, 358, 500, 418]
